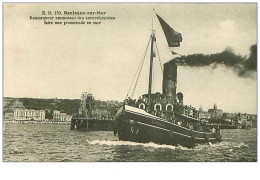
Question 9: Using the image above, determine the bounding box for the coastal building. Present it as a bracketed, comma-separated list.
[238, 113, 248, 124]
[60, 113, 72, 122]
[53, 110, 60, 121]
[198, 106, 210, 122]
[208, 104, 223, 119]
[198, 111, 210, 122]
[13, 109, 45, 121]
[222, 113, 237, 124]
[236, 113, 257, 125]
[4, 110, 14, 120]
[223, 113, 257, 127]
[4, 99, 25, 121]
[249, 114, 258, 128]
[53, 110, 72, 122]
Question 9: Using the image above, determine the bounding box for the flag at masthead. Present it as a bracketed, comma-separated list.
[156, 14, 182, 47]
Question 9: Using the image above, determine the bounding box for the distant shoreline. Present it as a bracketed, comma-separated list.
[3, 120, 70, 125]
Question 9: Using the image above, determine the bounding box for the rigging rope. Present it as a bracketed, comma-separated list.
[131, 35, 151, 98]
[155, 41, 163, 74]
[125, 35, 151, 99]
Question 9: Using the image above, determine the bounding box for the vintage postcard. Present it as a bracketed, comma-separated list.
[3, 3, 257, 163]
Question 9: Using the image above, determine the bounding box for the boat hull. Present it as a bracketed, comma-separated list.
[70, 118, 114, 131]
[114, 105, 221, 148]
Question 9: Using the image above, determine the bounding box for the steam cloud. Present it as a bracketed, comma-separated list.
[175, 44, 257, 78]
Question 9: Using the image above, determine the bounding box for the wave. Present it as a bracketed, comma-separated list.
[227, 143, 249, 153]
[192, 141, 231, 151]
[233, 143, 249, 148]
[88, 140, 193, 150]
[88, 139, 245, 151]
[202, 141, 250, 152]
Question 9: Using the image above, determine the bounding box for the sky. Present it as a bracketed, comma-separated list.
[3, 3, 257, 114]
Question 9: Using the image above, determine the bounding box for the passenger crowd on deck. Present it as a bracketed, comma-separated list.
[124, 96, 219, 133]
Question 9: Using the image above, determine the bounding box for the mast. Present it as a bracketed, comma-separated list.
[148, 18, 155, 112]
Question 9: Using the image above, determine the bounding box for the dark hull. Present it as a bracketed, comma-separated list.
[219, 125, 238, 129]
[114, 105, 222, 148]
[70, 118, 114, 131]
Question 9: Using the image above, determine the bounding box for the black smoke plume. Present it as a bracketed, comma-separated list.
[175, 44, 257, 78]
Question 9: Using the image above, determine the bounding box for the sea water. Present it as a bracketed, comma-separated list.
[3, 123, 257, 162]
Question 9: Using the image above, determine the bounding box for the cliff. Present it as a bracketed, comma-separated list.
[3, 97, 122, 116]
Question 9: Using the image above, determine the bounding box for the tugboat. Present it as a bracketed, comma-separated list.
[114, 10, 222, 148]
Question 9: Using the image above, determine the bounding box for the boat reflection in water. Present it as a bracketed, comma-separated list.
[114, 11, 222, 148]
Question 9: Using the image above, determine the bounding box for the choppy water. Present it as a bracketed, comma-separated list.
[3, 123, 257, 162]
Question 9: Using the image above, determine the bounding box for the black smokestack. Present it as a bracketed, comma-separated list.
[175, 44, 257, 78]
[163, 60, 177, 99]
